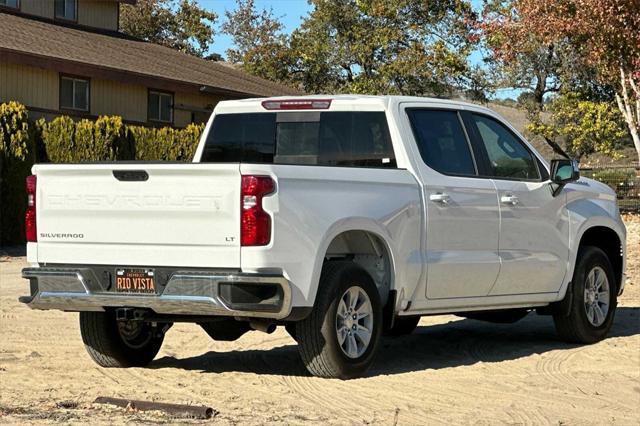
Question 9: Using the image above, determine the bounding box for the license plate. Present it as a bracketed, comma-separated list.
[114, 269, 156, 294]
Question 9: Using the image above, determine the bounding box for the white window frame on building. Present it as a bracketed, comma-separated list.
[148, 90, 174, 124]
[59, 75, 90, 112]
[55, 0, 77, 22]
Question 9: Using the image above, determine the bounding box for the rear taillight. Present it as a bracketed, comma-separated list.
[25, 175, 37, 242]
[241, 175, 275, 246]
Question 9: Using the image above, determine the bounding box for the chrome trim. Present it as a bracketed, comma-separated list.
[22, 269, 88, 293]
[21, 268, 293, 320]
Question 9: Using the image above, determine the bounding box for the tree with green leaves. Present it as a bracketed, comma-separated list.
[222, 0, 482, 96]
[527, 93, 629, 160]
[120, 0, 217, 58]
[290, 0, 479, 96]
[221, 0, 293, 82]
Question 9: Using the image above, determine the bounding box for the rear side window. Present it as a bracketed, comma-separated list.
[407, 109, 476, 176]
[201, 112, 396, 168]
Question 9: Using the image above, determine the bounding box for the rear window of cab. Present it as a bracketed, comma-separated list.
[201, 112, 396, 168]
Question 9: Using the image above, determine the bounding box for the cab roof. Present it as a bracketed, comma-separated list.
[214, 94, 492, 114]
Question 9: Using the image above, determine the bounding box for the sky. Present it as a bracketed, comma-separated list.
[197, 0, 521, 99]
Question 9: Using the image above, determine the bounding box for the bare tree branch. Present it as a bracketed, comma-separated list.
[543, 136, 571, 158]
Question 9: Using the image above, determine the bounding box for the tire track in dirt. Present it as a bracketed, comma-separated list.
[506, 404, 560, 426]
[124, 368, 207, 403]
[91, 362, 203, 406]
[281, 375, 362, 423]
[534, 347, 634, 412]
[282, 374, 449, 424]
[504, 405, 535, 426]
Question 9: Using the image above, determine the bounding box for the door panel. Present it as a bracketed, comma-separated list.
[489, 180, 569, 295]
[464, 112, 569, 295]
[401, 106, 501, 299]
[425, 179, 501, 298]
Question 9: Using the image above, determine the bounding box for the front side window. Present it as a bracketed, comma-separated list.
[148, 91, 173, 123]
[60, 76, 89, 111]
[55, 0, 76, 21]
[201, 111, 396, 168]
[0, 0, 19, 9]
[407, 109, 476, 176]
[471, 114, 539, 180]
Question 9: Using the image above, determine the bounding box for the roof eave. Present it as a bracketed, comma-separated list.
[0, 47, 274, 98]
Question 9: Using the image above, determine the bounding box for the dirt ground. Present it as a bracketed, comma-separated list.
[1, 217, 639, 425]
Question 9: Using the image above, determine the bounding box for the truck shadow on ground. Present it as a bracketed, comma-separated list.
[151, 307, 640, 378]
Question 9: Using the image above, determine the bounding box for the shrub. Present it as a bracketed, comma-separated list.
[132, 123, 203, 161]
[0, 102, 204, 244]
[0, 102, 37, 245]
[39, 116, 75, 162]
[171, 123, 203, 161]
[589, 168, 639, 199]
[41, 115, 132, 162]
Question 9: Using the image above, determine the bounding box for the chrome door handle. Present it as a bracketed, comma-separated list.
[500, 194, 519, 205]
[429, 192, 450, 204]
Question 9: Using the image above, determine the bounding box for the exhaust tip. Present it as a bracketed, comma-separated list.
[250, 321, 276, 334]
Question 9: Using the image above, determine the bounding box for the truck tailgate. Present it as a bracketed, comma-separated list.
[33, 163, 241, 268]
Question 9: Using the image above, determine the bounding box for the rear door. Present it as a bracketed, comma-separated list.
[403, 107, 501, 299]
[35, 163, 241, 268]
[464, 112, 569, 295]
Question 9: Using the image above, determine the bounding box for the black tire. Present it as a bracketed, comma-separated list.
[295, 261, 383, 379]
[284, 323, 297, 341]
[79, 311, 166, 368]
[385, 316, 420, 336]
[553, 246, 617, 344]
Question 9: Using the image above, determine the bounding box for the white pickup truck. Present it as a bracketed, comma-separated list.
[21, 96, 626, 379]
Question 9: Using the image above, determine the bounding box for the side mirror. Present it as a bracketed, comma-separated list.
[550, 158, 579, 184]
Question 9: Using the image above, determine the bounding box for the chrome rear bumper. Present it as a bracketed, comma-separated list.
[20, 267, 292, 320]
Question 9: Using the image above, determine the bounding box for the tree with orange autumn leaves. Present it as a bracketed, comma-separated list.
[480, 0, 640, 160]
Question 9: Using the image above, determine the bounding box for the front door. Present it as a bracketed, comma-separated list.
[404, 108, 501, 299]
[465, 112, 569, 295]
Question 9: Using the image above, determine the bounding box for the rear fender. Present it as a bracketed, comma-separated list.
[307, 218, 397, 307]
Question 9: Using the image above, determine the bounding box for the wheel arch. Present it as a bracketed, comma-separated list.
[307, 219, 398, 307]
[559, 218, 625, 300]
[577, 226, 623, 293]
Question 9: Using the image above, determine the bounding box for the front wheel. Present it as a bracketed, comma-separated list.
[296, 261, 382, 379]
[79, 311, 167, 367]
[553, 246, 617, 344]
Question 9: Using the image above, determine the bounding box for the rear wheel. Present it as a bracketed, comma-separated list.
[296, 261, 382, 379]
[79, 311, 166, 368]
[553, 246, 617, 343]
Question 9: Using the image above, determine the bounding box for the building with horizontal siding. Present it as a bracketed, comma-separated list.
[0, 0, 299, 128]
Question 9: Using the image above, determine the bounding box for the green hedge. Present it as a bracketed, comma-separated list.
[585, 168, 639, 200]
[0, 102, 204, 245]
[40, 116, 202, 163]
[130, 123, 201, 161]
[0, 102, 38, 244]
[40, 115, 135, 162]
